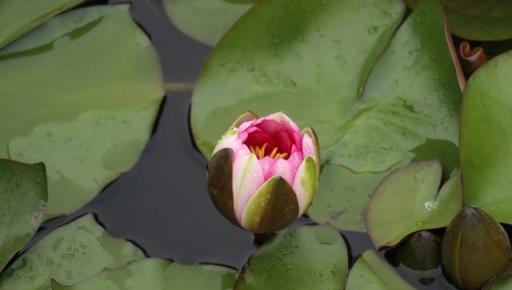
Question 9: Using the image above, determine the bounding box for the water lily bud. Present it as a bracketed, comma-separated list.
[207, 112, 320, 233]
[392, 231, 442, 271]
[442, 207, 512, 290]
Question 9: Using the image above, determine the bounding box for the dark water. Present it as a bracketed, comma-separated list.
[21, 0, 457, 289]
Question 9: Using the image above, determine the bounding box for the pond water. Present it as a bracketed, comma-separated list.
[18, 0, 458, 289]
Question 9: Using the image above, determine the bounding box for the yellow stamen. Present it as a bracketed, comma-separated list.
[269, 147, 279, 158]
[249, 143, 288, 159]
[276, 152, 289, 159]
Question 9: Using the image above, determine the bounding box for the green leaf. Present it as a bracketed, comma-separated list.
[310, 0, 461, 231]
[50, 259, 236, 290]
[366, 161, 462, 248]
[163, 0, 253, 46]
[445, 5, 512, 41]
[191, 0, 406, 157]
[0, 159, 47, 271]
[460, 51, 512, 224]
[191, 0, 460, 231]
[346, 250, 417, 290]
[0, 5, 163, 218]
[0, 215, 144, 290]
[235, 225, 348, 290]
[0, 0, 85, 49]
[440, 0, 512, 17]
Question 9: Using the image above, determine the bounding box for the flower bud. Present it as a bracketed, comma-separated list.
[207, 112, 320, 233]
[442, 207, 512, 290]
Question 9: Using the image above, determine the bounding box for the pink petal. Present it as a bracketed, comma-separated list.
[302, 133, 318, 162]
[213, 132, 238, 155]
[268, 159, 294, 186]
[274, 131, 292, 155]
[232, 153, 264, 223]
[245, 128, 274, 150]
[258, 157, 276, 180]
[287, 150, 304, 180]
[266, 112, 301, 132]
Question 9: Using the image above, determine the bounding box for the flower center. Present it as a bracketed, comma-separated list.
[249, 143, 289, 159]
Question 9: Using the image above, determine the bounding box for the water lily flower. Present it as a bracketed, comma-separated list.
[207, 112, 320, 233]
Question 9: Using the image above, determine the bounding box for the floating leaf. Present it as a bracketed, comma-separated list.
[483, 266, 512, 290]
[0, 215, 144, 290]
[51, 259, 236, 290]
[0, 159, 47, 271]
[191, 0, 460, 231]
[442, 207, 512, 290]
[235, 225, 348, 290]
[367, 161, 462, 248]
[0, 0, 85, 48]
[460, 51, 512, 224]
[346, 250, 417, 290]
[163, 0, 253, 46]
[445, 5, 512, 41]
[0, 5, 163, 218]
[440, 0, 512, 17]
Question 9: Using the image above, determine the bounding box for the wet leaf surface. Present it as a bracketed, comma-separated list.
[346, 250, 417, 290]
[367, 162, 462, 248]
[0, 5, 163, 218]
[445, 5, 512, 41]
[0, 215, 144, 290]
[460, 51, 512, 224]
[235, 225, 348, 290]
[0, 159, 47, 271]
[0, 0, 85, 48]
[163, 0, 253, 46]
[51, 259, 236, 290]
[191, 0, 460, 232]
[440, 0, 512, 17]
[442, 207, 512, 290]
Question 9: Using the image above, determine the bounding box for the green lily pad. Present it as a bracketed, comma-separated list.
[445, 5, 512, 41]
[51, 259, 236, 290]
[483, 266, 512, 290]
[461, 51, 512, 224]
[0, 214, 144, 290]
[235, 225, 348, 290]
[191, 0, 460, 231]
[440, 0, 512, 17]
[0, 5, 163, 218]
[366, 161, 462, 248]
[163, 0, 253, 46]
[346, 250, 417, 290]
[0, 159, 47, 271]
[0, 0, 85, 49]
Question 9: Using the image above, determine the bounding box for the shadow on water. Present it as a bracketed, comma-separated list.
[16, 0, 460, 289]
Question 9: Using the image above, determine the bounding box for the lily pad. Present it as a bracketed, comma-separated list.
[191, 0, 460, 231]
[235, 225, 348, 290]
[366, 161, 462, 248]
[460, 51, 512, 224]
[346, 250, 417, 290]
[0, 0, 85, 48]
[163, 0, 253, 46]
[483, 266, 512, 290]
[0, 214, 144, 290]
[445, 5, 512, 41]
[440, 0, 512, 17]
[0, 159, 47, 271]
[51, 259, 236, 290]
[0, 5, 163, 218]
